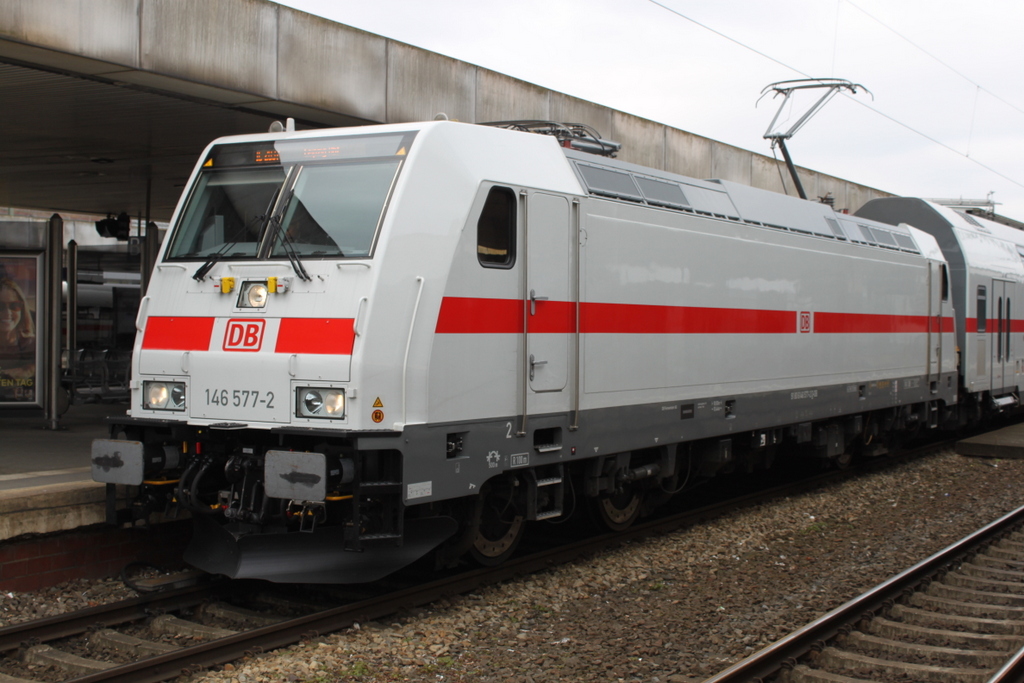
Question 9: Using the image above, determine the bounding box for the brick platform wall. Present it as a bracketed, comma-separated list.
[0, 521, 192, 592]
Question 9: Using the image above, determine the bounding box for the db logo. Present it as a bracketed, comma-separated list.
[799, 311, 812, 334]
[223, 319, 265, 351]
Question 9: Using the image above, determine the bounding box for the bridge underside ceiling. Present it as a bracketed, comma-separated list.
[0, 0, 888, 232]
[0, 60, 309, 222]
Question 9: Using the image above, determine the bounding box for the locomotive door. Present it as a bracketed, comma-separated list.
[524, 192, 571, 401]
[991, 279, 1013, 392]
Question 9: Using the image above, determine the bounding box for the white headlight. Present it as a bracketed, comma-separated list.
[170, 384, 186, 408]
[144, 381, 186, 411]
[323, 390, 345, 416]
[238, 281, 269, 308]
[302, 389, 323, 414]
[296, 387, 345, 419]
[246, 283, 268, 307]
[146, 382, 168, 409]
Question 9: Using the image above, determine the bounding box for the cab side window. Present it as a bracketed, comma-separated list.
[477, 186, 516, 268]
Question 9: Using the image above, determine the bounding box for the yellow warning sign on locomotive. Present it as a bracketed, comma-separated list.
[372, 397, 384, 408]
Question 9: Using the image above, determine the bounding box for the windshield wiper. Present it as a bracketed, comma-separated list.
[193, 201, 278, 281]
[267, 201, 311, 282]
[192, 239, 237, 281]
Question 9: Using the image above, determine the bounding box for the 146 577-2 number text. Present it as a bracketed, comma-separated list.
[204, 389, 275, 409]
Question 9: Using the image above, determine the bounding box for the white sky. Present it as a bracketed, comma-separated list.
[273, 0, 1024, 219]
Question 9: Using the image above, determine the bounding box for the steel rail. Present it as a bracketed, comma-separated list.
[702, 500, 1024, 683]
[987, 642, 1024, 683]
[0, 582, 233, 653]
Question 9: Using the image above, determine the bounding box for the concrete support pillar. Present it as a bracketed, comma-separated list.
[65, 240, 77, 397]
[45, 214, 62, 430]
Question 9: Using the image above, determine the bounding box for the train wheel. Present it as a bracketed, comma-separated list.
[469, 478, 525, 566]
[832, 451, 853, 470]
[594, 486, 643, 531]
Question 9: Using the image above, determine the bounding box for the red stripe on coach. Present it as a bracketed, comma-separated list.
[580, 302, 796, 334]
[141, 316, 214, 351]
[275, 318, 355, 354]
[814, 312, 929, 334]
[965, 318, 1023, 334]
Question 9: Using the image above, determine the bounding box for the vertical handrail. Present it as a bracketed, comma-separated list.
[353, 296, 368, 337]
[400, 277, 425, 429]
[926, 261, 933, 388]
[135, 296, 150, 333]
[570, 198, 581, 431]
[937, 265, 945, 384]
[517, 190, 529, 437]
[1007, 297, 1012, 372]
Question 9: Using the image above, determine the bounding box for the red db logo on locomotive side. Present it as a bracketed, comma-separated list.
[223, 319, 266, 351]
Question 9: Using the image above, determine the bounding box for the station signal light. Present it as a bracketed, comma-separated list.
[95, 212, 132, 240]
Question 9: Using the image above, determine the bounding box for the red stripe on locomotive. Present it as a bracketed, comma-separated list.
[141, 316, 214, 351]
[435, 297, 954, 335]
[580, 302, 796, 334]
[813, 312, 929, 334]
[275, 318, 355, 354]
[435, 297, 524, 334]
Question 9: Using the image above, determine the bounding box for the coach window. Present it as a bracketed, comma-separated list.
[477, 186, 516, 268]
[977, 286, 987, 333]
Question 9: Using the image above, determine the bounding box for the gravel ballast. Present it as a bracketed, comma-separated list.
[3, 449, 1023, 682]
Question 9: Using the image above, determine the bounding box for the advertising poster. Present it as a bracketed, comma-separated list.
[0, 253, 42, 407]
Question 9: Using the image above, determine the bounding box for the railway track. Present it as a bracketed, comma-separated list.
[704, 500, 1024, 683]
[0, 443, 949, 683]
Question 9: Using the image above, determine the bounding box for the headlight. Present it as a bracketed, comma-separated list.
[296, 387, 345, 419]
[238, 281, 268, 309]
[144, 381, 186, 411]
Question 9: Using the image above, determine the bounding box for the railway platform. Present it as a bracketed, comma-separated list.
[0, 401, 191, 592]
[0, 401, 124, 540]
[956, 421, 1024, 459]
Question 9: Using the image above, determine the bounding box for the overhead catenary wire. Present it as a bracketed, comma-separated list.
[645, 0, 1024, 191]
[843, 0, 1024, 120]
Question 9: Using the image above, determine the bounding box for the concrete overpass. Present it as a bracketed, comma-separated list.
[0, 0, 888, 227]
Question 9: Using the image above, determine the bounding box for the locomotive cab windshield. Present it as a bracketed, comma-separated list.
[165, 131, 416, 264]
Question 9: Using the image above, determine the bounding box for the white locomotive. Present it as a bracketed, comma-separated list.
[91, 120, 1020, 583]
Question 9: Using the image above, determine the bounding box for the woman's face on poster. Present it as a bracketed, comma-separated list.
[0, 286, 22, 334]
